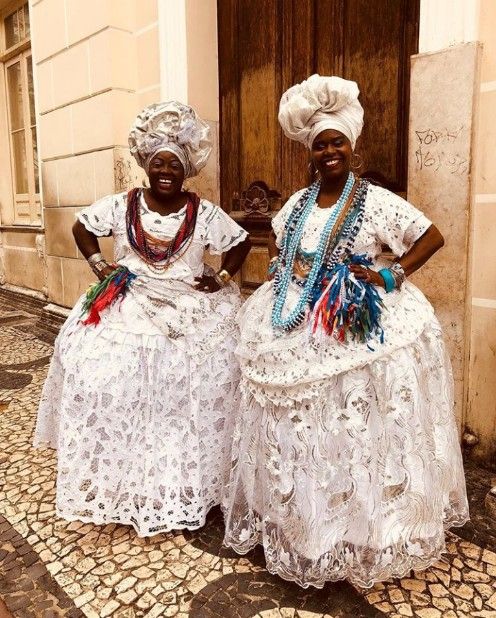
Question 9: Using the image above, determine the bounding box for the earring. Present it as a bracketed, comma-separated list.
[307, 162, 320, 178]
[351, 152, 363, 171]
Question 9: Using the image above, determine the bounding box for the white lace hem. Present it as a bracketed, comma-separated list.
[223, 518, 469, 589]
[35, 301, 242, 536]
[77, 212, 111, 237]
[56, 501, 221, 537]
[222, 319, 469, 588]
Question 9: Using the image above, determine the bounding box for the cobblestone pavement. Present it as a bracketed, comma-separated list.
[1, 291, 496, 618]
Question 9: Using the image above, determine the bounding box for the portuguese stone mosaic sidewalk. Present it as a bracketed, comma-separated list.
[1, 290, 496, 618]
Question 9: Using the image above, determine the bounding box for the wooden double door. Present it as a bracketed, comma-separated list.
[218, 0, 420, 291]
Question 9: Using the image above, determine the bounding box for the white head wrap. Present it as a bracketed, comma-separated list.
[278, 74, 364, 149]
[128, 101, 212, 178]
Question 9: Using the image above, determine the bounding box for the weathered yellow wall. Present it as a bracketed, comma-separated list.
[29, 0, 156, 306]
[466, 0, 496, 465]
[184, 0, 220, 205]
[0, 0, 222, 306]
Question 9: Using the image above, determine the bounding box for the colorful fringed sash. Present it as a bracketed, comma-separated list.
[81, 266, 137, 326]
[310, 254, 384, 344]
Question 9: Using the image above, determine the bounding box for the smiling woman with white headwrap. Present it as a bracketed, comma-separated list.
[34, 101, 251, 535]
[223, 75, 468, 588]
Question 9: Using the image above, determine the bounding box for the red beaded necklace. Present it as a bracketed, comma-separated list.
[126, 188, 199, 271]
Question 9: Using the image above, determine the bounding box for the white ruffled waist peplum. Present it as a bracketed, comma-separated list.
[236, 279, 438, 405]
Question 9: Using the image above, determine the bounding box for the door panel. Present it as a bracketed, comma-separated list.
[218, 0, 420, 292]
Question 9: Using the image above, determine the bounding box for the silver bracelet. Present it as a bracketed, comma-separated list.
[87, 252, 105, 267]
[91, 261, 110, 275]
[390, 262, 406, 289]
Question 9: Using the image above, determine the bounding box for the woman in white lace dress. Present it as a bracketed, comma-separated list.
[35, 101, 250, 536]
[223, 75, 468, 588]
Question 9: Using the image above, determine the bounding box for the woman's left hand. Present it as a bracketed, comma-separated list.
[348, 264, 385, 288]
[194, 274, 221, 293]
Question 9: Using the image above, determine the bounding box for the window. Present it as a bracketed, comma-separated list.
[1, 2, 40, 226]
[4, 3, 30, 48]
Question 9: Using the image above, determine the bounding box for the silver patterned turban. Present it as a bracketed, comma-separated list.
[128, 101, 212, 178]
[278, 74, 364, 149]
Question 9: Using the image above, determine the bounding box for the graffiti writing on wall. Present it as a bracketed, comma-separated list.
[114, 158, 134, 192]
[414, 125, 468, 176]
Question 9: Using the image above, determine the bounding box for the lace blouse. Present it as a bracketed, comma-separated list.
[77, 191, 248, 283]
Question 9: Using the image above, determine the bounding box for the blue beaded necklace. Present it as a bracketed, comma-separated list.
[272, 172, 355, 332]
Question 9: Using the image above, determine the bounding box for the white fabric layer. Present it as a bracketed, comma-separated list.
[243, 183, 433, 407]
[35, 191, 247, 535]
[222, 182, 468, 588]
[272, 183, 432, 255]
[223, 320, 468, 588]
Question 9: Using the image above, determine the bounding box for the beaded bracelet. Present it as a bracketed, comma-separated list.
[378, 268, 396, 293]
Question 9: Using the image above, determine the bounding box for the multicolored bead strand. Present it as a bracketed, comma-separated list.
[126, 188, 199, 272]
[272, 172, 355, 332]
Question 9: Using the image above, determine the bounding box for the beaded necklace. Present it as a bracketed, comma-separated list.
[272, 172, 355, 331]
[308, 180, 383, 344]
[312, 178, 369, 285]
[126, 188, 199, 272]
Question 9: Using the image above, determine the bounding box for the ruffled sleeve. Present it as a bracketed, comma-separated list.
[203, 201, 248, 254]
[77, 194, 118, 236]
[368, 185, 432, 257]
[272, 189, 305, 248]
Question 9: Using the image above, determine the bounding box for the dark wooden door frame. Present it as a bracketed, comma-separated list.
[217, 0, 420, 214]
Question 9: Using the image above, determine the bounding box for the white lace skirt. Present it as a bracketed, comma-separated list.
[222, 319, 469, 588]
[35, 289, 241, 536]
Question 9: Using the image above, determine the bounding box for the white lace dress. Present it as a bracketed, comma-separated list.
[222, 183, 469, 588]
[35, 191, 248, 536]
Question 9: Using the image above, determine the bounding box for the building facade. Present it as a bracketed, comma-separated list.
[0, 0, 495, 467]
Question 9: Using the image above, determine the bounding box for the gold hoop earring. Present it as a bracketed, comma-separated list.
[307, 161, 320, 179]
[351, 153, 363, 171]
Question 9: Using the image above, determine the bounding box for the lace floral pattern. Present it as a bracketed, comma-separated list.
[222, 184, 468, 588]
[35, 190, 246, 535]
[36, 317, 240, 535]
